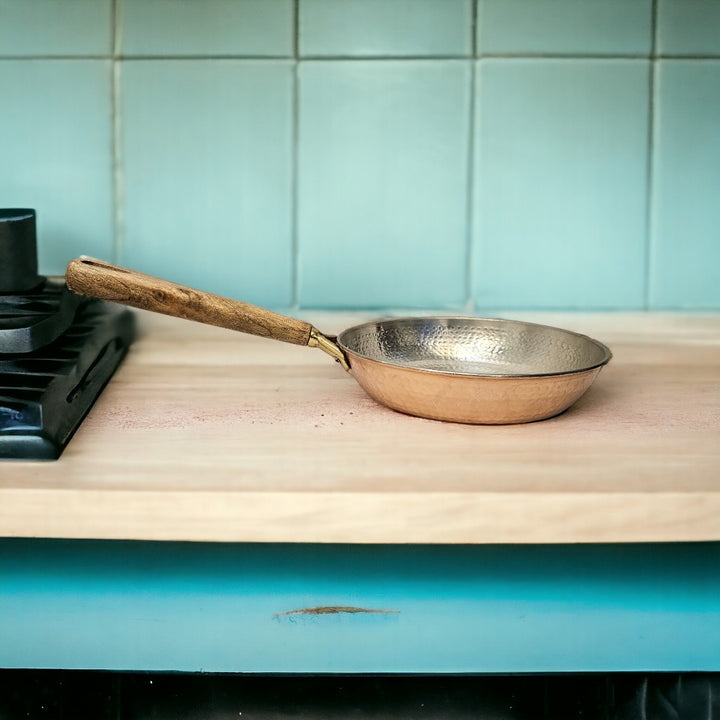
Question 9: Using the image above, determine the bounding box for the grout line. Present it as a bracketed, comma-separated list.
[464, 0, 479, 313]
[292, 0, 299, 59]
[111, 0, 124, 265]
[111, 0, 120, 56]
[289, 0, 300, 311]
[0, 55, 112, 60]
[475, 52, 652, 60]
[2, 54, 719, 62]
[470, 0, 476, 58]
[652, 53, 720, 59]
[297, 54, 471, 61]
[644, 0, 659, 310]
[111, 63, 124, 265]
[464, 60, 477, 314]
[117, 54, 293, 61]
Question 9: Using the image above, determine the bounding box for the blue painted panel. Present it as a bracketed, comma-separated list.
[298, 61, 470, 308]
[0, 0, 112, 57]
[0, 60, 113, 274]
[650, 61, 720, 309]
[657, 0, 720, 56]
[473, 59, 649, 309]
[476, 0, 652, 56]
[299, 0, 473, 57]
[1, 541, 719, 673]
[120, 60, 294, 307]
[119, 0, 293, 57]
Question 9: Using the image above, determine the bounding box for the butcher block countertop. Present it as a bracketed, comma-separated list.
[1, 311, 719, 544]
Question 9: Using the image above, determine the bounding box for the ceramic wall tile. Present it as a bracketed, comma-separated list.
[650, 61, 720, 309]
[0, 60, 113, 273]
[657, 0, 720, 56]
[473, 60, 649, 309]
[0, 0, 111, 56]
[298, 61, 470, 308]
[120, 60, 293, 306]
[119, 0, 293, 57]
[476, 0, 652, 56]
[299, 0, 472, 57]
[2, 1, 719, 312]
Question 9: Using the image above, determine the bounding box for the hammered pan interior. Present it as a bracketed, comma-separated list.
[337, 317, 611, 377]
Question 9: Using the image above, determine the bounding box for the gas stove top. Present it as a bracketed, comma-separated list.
[0, 209, 134, 460]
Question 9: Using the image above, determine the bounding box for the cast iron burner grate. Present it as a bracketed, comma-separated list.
[0, 209, 134, 460]
[0, 277, 82, 354]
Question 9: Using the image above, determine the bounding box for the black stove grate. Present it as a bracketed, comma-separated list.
[0, 276, 83, 354]
[0, 300, 134, 460]
[0, 208, 135, 460]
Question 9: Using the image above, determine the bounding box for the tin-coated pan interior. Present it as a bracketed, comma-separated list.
[337, 317, 611, 378]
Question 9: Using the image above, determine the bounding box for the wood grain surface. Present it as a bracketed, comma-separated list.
[1, 311, 719, 543]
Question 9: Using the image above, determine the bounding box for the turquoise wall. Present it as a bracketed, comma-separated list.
[1, 0, 718, 310]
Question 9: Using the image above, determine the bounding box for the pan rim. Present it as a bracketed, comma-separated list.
[336, 316, 612, 379]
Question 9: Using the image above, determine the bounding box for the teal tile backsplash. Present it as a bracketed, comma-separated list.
[650, 61, 720, 309]
[298, 61, 470, 308]
[119, 0, 293, 57]
[0, 0, 718, 310]
[473, 60, 649, 309]
[0, 61, 113, 273]
[0, 0, 112, 57]
[657, 0, 720, 56]
[299, 0, 472, 57]
[120, 61, 293, 305]
[476, 0, 652, 56]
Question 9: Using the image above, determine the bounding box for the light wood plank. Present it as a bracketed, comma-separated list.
[2, 311, 719, 543]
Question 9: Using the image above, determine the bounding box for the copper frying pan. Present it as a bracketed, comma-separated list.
[65, 258, 611, 424]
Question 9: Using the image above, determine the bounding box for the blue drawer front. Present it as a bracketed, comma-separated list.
[1, 540, 719, 673]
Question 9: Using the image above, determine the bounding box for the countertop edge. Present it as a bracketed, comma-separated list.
[2, 488, 720, 544]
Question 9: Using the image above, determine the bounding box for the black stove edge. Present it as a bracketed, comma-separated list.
[0, 304, 135, 461]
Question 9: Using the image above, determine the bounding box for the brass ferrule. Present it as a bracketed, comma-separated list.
[308, 328, 350, 372]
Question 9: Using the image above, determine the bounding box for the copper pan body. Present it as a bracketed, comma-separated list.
[337, 317, 611, 425]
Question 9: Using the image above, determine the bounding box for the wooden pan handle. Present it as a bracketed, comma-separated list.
[65, 257, 313, 346]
